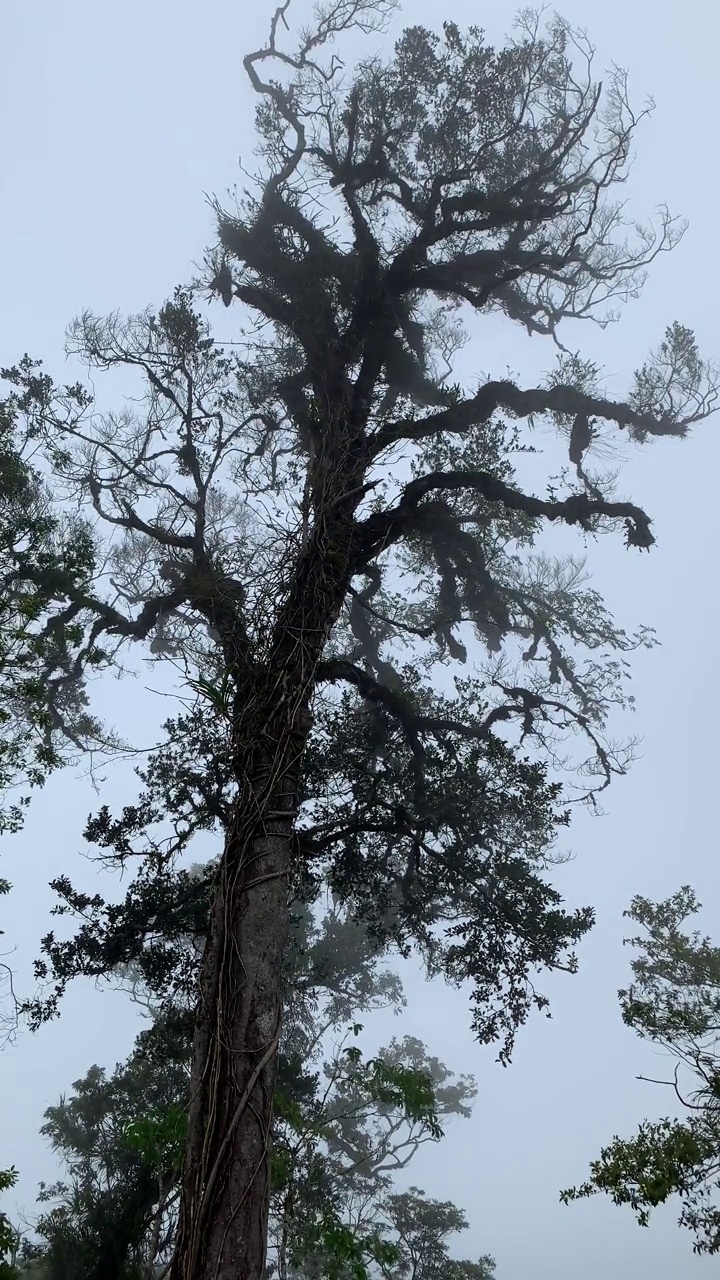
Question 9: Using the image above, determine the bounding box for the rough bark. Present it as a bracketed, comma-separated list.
[170, 465, 365, 1280]
[170, 795, 294, 1280]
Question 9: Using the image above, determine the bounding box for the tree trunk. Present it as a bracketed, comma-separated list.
[170, 468, 364, 1280]
[169, 745, 302, 1280]
[168, 792, 296, 1279]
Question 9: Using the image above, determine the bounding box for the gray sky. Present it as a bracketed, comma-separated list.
[1, 0, 719, 1276]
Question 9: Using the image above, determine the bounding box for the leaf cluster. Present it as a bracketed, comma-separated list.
[562, 888, 720, 1254]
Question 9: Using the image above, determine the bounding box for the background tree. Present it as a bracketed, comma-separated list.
[372, 1192, 496, 1280]
[561, 887, 720, 1255]
[14, 1045, 188, 1280]
[3, 2, 717, 1276]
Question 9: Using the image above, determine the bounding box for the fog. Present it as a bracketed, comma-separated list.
[1, 0, 718, 1275]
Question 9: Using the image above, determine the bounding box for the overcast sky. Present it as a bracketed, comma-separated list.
[1, 1, 719, 1276]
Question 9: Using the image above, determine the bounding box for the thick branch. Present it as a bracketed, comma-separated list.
[57, 586, 190, 643]
[370, 379, 696, 456]
[353, 469, 655, 562]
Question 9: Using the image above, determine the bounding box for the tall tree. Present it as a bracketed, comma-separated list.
[4, 4, 717, 1277]
[561, 887, 720, 1255]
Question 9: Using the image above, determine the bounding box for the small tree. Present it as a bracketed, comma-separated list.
[4, 4, 717, 1277]
[562, 887, 720, 1255]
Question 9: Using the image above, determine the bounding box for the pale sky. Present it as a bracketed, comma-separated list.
[1, 1, 719, 1277]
